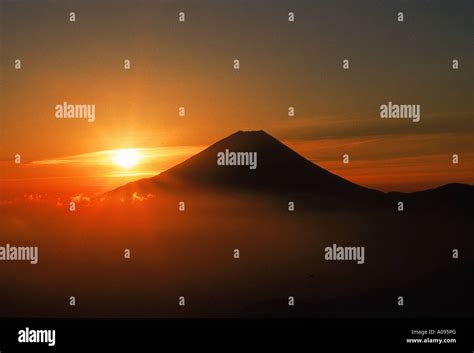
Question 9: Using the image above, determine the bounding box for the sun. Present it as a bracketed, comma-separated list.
[112, 149, 141, 169]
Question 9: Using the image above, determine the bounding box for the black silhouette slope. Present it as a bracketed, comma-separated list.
[387, 183, 473, 214]
[105, 130, 382, 201]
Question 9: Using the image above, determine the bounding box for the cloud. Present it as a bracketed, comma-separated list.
[131, 192, 154, 202]
[269, 111, 474, 141]
[29, 146, 204, 166]
[71, 194, 91, 202]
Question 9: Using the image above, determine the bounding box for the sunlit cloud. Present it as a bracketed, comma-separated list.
[270, 111, 474, 141]
[131, 192, 155, 202]
[30, 146, 204, 167]
[71, 194, 91, 202]
[107, 171, 160, 178]
[0, 146, 206, 197]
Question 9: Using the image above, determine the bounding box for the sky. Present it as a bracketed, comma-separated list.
[1, 0, 473, 195]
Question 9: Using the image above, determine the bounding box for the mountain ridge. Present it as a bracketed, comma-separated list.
[103, 130, 472, 210]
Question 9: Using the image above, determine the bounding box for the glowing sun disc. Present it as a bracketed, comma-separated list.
[113, 149, 140, 169]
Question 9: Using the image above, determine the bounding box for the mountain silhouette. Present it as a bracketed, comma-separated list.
[158, 130, 379, 194]
[105, 130, 380, 200]
[104, 130, 472, 210]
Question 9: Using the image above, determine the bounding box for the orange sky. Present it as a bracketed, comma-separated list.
[1, 0, 473, 197]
